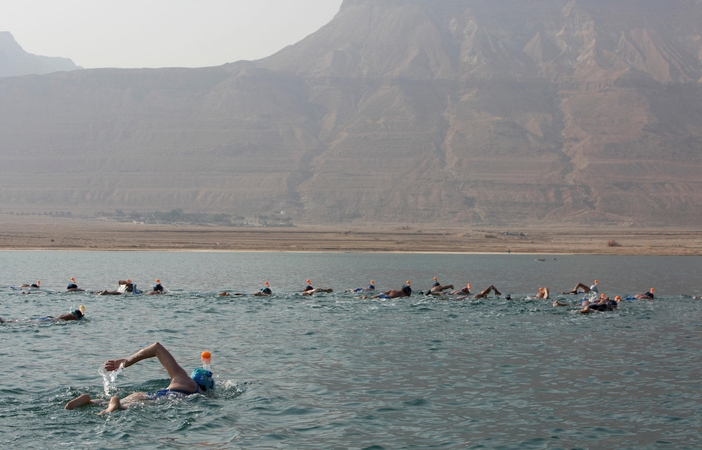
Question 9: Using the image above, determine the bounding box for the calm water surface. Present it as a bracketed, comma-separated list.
[0, 252, 700, 449]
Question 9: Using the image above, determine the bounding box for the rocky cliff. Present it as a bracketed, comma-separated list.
[0, 31, 81, 77]
[0, 1, 700, 226]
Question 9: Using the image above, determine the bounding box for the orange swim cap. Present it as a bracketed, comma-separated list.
[370, 280, 374, 284]
[467, 283, 471, 288]
[201, 351, 211, 359]
[615, 296, 621, 301]
[433, 277, 438, 281]
[306, 279, 311, 284]
[127, 279, 132, 283]
[406, 280, 411, 285]
[651, 287, 655, 292]
[265, 281, 270, 286]
[594, 280, 599, 284]
[37, 281, 40, 285]
[70, 277, 75, 282]
[156, 279, 160, 283]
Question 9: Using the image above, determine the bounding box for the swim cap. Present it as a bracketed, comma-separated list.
[265, 281, 269, 286]
[37, 281, 41, 286]
[406, 280, 411, 285]
[127, 279, 132, 283]
[594, 280, 598, 284]
[156, 279, 160, 283]
[650, 288, 655, 292]
[467, 283, 471, 288]
[615, 296, 621, 301]
[191, 368, 214, 391]
[539, 287, 544, 292]
[370, 280, 374, 284]
[433, 277, 438, 281]
[306, 280, 311, 284]
[70, 277, 75, 282]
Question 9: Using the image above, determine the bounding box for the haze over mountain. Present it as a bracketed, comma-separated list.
[0, 0, 701, 226]
[0, 31, 81, 77]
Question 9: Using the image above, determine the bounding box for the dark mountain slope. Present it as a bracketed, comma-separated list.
[0, 1, 701, 226]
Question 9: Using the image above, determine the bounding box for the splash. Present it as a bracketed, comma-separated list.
[99, 361, 125, 396]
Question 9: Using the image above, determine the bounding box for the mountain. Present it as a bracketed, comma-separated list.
[0, 1, 701, 226]
[0, 31, 81, 77]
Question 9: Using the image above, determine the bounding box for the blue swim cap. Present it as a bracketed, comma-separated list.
[191, 368, 215, 391]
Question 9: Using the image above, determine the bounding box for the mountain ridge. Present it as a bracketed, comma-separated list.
[0, 2, 701, 226]
[0, 31, 81, 78]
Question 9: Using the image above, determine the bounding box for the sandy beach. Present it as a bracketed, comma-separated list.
[0, 216, 700, 255]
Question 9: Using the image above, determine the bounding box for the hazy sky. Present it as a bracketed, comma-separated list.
[0, 0, 343, 69]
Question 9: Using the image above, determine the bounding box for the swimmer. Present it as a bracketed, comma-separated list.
[429, 277, 454, 295]
[472, 285, 502, 299]
[635, 288, 655, 300]
[20, 280, 40, 288]
[97, 280, 130, 296]
[580, 293, 617, 313]
[562, 279, 598, 295]
[552, 299, 568, 307]
[535, 287, 550, 299]
[352, 280, 376, 293]
[65, 342, 214, 413]
[145, 279, 166, 295]
[66, 277, 82, 291]
[373, 281, 412, 299]
[301, 279, 333, 295]
[218, 291, 231, 297]
[446, 284, 472, 300]
[1, 307, 84, 324]
[254, 281, 272, 296]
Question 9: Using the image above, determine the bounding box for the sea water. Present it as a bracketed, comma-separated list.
[0, 251, 700, 449]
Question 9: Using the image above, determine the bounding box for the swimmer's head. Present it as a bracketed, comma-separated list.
[406, 280, 411, 285]
[265, 281, 270, 286]
[72, 309, 84, 320]
[127, 279, 132, 283]
[467, 283, 471, 288]
[370, 280, 374, 284]
[70, 277, 75, 282]
[306, 280, 311, 284]
[650, 288, 655, 293]
[615, 296, 621, 302]
[37, 281, 40, 286]
[433, 277, 438, 281]
[191, 368, 215, 392]
[539, 287, 544, 292]
[594, 280, 598, 285]
[156, 279, 160, 283]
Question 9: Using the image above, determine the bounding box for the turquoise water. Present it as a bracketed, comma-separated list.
[1, 252, 701, 449]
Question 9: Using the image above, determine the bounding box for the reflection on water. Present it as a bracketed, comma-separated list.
[0, 252, 701, 448]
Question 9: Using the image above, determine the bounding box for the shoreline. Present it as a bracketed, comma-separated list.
[1, 217, 701, 255]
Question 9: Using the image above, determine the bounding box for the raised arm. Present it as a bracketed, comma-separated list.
[104, 342, 190, 383]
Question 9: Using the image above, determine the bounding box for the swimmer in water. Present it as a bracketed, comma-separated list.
[97, 280, 130, 296]
[562, 279, 598, 295]
[66, 277, 80, 291]
[20, 280, 40, 288]
[429, 277, 454, 295]
[635, 288, 655, 300]
[218, 291, 231, 297]
[1, 307, 84, 324]
[445, 283, 472, 300]
[146, 279, 165, 295]
[301, 279, 333, 296]
[352, 280, 376, 293]
[580, 293, 618, 313]
[65, 342, 214, 413]
[472, 285, 502, 299]
[373, 281, 412, 299]
[254, 281, 272, 296]
[535, 287, 550, 299]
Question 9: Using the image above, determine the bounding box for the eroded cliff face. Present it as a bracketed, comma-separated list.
[0, 2, 700, 226]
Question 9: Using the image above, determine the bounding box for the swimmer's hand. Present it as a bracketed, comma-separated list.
[104, 359, 128, 371]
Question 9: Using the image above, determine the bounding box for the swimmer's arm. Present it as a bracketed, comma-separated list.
[106, 342, 170, 371]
